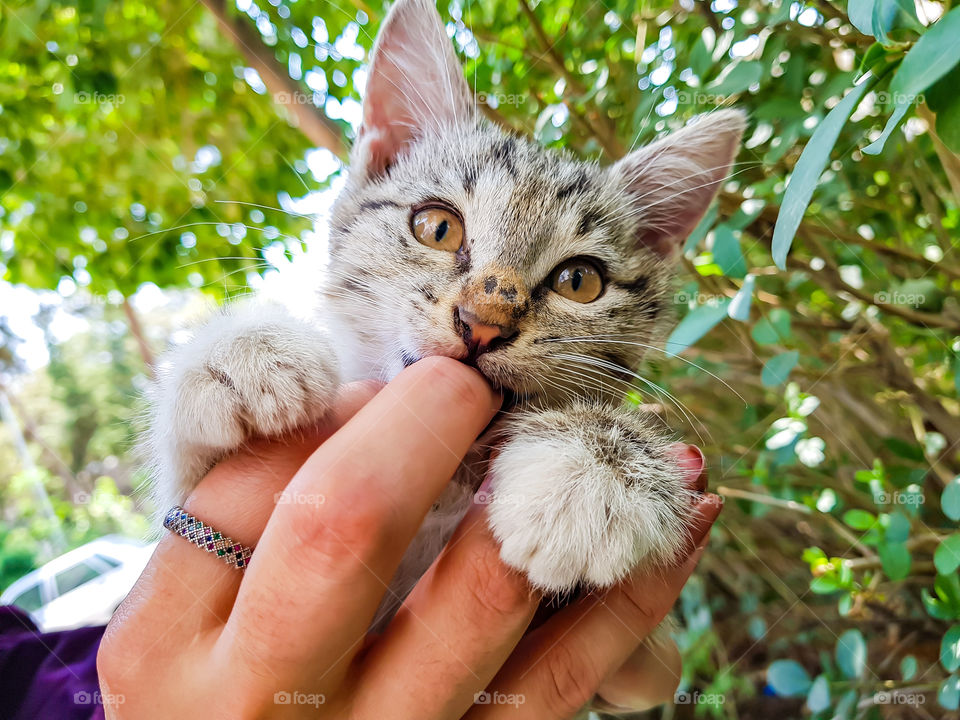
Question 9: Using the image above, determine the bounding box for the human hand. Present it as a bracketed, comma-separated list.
[97, 357, 719, 719]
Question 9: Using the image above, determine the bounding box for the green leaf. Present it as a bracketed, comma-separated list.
[940, 675, 960, 710]
[901, 655, 917, 681]
[848, 0, 877, 37]
[806, 674, 831, 713]
[772, 77, 871, 269]
[665, 299, 732, 356]
[752, 309, 792, 345]
[811, 575, 842, 594]
[885, 512, 910, 543]
[849, 0, 918, 40]
[942, 625, 960, 672]
[879, 541, 911, 580]
[836, 629, 867, 679]
[708, 61, 764, 97]
[884, 437, 925, 462]
[843, 509, 877, 530]
[936, 535, 960, 575]
[728, 274, 755, 321]
[713, 225, 748, 278]
[927, 64, 960, 153]
[862, 99, 910, 154]
[767, 659, 812, 697]
[762, 351, 799, 387]
[888, 7, 960, 102]
[859, 41, 890, 76]
[943, 477, 960, 521]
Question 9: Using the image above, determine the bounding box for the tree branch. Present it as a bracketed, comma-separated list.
[200, 0, 347, 158]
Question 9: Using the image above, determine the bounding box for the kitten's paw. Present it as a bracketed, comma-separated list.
[486, 404, 695, 592]
[148, 304, 339, 502]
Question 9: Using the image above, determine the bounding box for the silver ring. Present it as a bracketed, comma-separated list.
[163, 506, 254, 571]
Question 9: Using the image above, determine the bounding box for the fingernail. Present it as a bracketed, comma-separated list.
[668, 443, 706, 494]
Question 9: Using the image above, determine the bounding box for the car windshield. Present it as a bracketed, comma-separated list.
[54, 561, 104, 595]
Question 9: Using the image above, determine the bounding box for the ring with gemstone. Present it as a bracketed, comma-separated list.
[163, 506, 254, 571]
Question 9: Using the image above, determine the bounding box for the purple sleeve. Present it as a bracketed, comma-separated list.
[0, 606, 106, 720]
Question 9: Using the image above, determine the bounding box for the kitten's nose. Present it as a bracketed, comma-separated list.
[455, 306, 516, 350]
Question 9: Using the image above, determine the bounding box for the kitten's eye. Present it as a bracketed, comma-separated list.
[411, 206, 463, 252]
[550, 258, 604, 303]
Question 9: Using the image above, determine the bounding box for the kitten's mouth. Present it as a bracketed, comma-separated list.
[400, 350, 529, 410]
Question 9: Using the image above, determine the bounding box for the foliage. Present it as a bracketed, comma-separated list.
[2, 0, 960, 717]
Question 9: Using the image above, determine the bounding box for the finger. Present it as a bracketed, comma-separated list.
[466, 493, 720, 720]
[352, 497, 540, 719]
[113, 381, 382, 638]
[227, 357, 499, 686]
[591, 631, 683, 713]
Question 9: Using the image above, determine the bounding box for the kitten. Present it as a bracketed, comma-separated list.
[149, 0, 742, 631]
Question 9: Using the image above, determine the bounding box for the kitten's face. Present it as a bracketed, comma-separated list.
[327, 124, 667, 400]
[324, 0, 743, 402]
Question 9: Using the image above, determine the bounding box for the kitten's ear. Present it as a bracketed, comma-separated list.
[354, 0, 474, 179]
[611, 109, 746, 258]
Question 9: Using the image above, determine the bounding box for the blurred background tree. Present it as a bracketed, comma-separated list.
[1, 0, 959, 717]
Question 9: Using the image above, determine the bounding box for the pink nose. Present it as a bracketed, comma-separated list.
[455, 307, 515, 348]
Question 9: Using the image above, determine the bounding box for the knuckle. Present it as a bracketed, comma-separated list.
[617, 582, 666, 631]
[414, 356, 491, 411]
[284, 487, 389, 572]
[540, 641, 600, 718]
[460, 542, 532, 621]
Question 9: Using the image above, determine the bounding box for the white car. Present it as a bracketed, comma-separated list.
[1, 535, 157, 632]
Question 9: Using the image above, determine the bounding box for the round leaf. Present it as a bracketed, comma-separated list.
[836, 629, 867, 679]
[806, 674, 831, 713]
[942, 625, 960, 672]
[940, 675, 960, 711]
[935, 535, 960, 575]
[942, 477, 960, 521]
[762, 351, 799, 387]
[842, 509, 877, 531]
[879, 541, 911, 581]
[901, 655, 917, 681]
[767, 659, 812, 697]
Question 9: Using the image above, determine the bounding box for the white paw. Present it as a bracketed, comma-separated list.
[148, 304, 339, 504]
[485, 405, 692, 592]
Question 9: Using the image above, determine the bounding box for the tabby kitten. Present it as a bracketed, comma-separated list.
[149, 0, 743, 622]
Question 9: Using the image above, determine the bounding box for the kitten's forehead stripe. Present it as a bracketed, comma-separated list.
[358, 199, 403, 213]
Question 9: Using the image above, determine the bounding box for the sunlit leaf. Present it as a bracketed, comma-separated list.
[772, 77, 871, 269]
